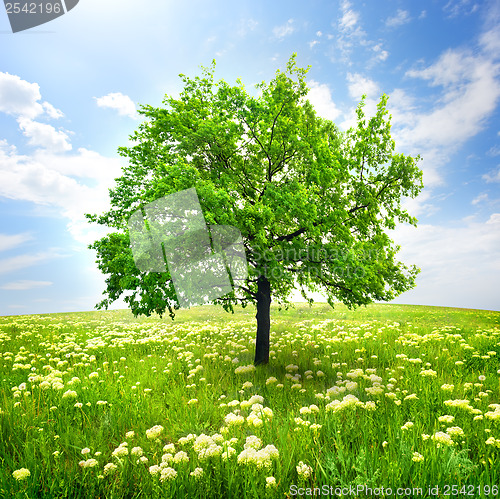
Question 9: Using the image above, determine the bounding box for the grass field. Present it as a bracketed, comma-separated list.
[1, 303, 499, 498]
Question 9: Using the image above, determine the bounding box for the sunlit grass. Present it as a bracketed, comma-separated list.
[0, 303, 499, 498]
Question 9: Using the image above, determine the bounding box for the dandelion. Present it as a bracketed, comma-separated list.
[12, 468, 30, 481]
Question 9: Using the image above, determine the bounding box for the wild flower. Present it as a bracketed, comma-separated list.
[244, 435, 262, 450]
[12, 468, 30, 481]
[266, 476, 277, 488]
[225, 412, 245, 426]
[438, 415, 455, 424]
[173, 451, 189, 463]
[79, 459, 98, 468]
[103, 462, 118, 475]
[431, 432, 454, 446]
[159, 467, 177, 482]
[296, 461, 313, 479]
[190, 467, 204, 479]
[234, 364, 255, 374]
[112, 443, 129, 457]
[446, 427, 465, 437]
[412, 452, 424, 462]
[441, 384, 454, 391]
[146, 425, 164, 439]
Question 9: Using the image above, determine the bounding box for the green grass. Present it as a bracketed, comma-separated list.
[0, 302, 499, 498]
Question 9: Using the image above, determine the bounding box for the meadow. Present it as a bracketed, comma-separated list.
[0, 303, 499, 498]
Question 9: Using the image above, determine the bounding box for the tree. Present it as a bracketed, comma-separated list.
[86, 54, 423, 365]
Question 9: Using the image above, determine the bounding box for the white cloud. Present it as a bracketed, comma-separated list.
[237, 18, 258, 37]
[372, 44, 389, 62]
[472, 193, 489, 205]
[0, 250, 65, 275]
[42, 102, 64, 119]
[0, 140, 124, 245]
[391, 213, 500, 310]
[94, 92, 137, 118]
[483, 166, 500, 183]
[17, 118, 72, 152]
[0, 280, 53, 290]
[479, 28, 500, 58]
[402, 49, 500, 149]
[443, 0, 479, 18]
[306, 80, 342, 121]
[339, 1, 359, 31]
[335, 1, 382, 66]
[386, 9, 411, 28]
[0, 72, 44, 119]
[273, 19, 295, 39]
[346, 73, 379, 100]
[309, 40, 319, 49]
[0, 232, 34, 252]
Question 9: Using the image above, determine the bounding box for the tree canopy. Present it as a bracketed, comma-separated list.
[86, 54, 423, 364]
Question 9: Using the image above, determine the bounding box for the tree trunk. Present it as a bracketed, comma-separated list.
[254, 274, 271, 365]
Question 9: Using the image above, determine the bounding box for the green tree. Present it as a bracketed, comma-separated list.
[86, 54, 423, 365]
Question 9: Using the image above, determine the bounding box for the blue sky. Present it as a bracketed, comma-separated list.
[1, 0, 499, 316]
